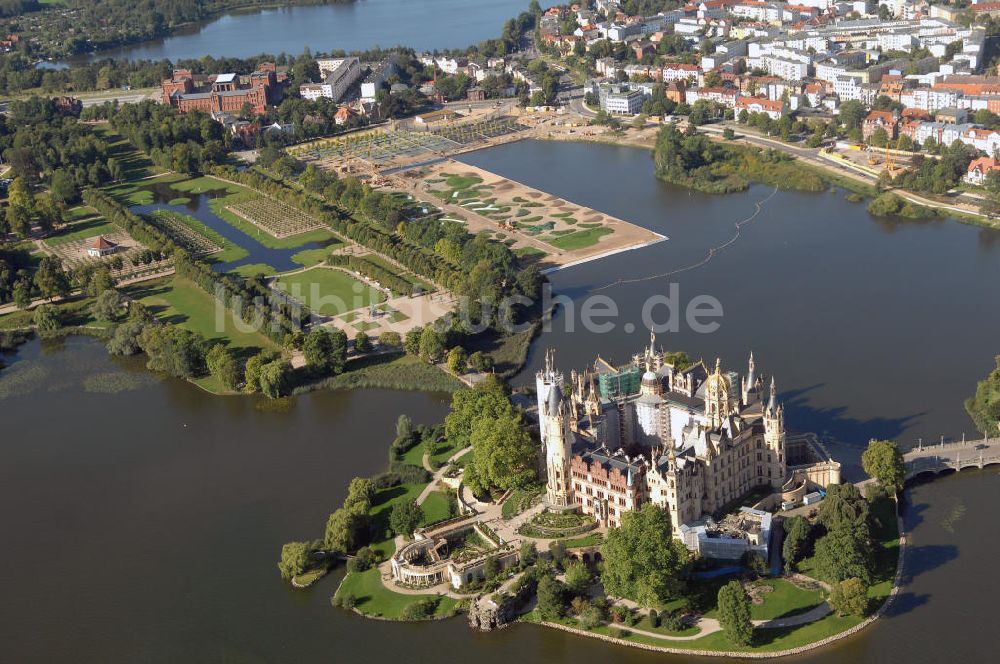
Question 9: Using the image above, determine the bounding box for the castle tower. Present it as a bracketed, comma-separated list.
[763, 377, 786, 488]
[742, 351, 756, 405]
[536, 348, 564, 445]
[704, 358, 732, 430]
[544, 385, 575, 507]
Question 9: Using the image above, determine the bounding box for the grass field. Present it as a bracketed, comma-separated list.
[44, 215, 117, 247]
[542, 226, 614, 251]
[419, 490, 454, 526]
[298, 353, 464, 394]
[91, 124, 161, 182]
[276, 267, 385, 316]
[335, 568, 458, 620]
[128, 277, 276, 352]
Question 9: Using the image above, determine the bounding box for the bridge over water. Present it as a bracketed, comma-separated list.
[904, 437, 1000, 480]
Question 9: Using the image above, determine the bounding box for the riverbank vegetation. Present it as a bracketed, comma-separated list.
[965, 355, 1000, 436]
[653, 124, 825, 194]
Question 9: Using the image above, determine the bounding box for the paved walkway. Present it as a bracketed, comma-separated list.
[416, 446, 471, 505]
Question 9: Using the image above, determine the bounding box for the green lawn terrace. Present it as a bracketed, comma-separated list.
[127, 276, 277, 355]
[275, 267, 386, 317]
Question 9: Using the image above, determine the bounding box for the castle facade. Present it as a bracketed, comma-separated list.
[538, 335, 787, 533]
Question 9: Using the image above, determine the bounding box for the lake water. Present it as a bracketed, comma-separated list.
[67, 0, 540, 63]
[133, 181, 325, 273]
[457, 140, 1000, 476]
[0, 336, 997, 664]
[3, 137, 999, 662]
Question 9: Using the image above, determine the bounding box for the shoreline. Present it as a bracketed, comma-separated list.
[541, 126, 1000, 230]
[529, 506, 906, 659]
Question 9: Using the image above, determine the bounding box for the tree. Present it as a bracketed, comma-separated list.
[91, 288, 123, 322]
[782, 516, 811, 571]
[404, 327, 422, 355]
[838, 100, 865, 130]
[205, 344, 241, 391]
[277, 541, 311, 580]
[49, 169, 78, 205]
[818, 483, 871, 542]
[324, 507, 367, 554]
[354, 331, 372, 353]
[564, 560, 592, 596]
[396, 414, 413, 441]
[378, 331, 402, 347]
[345, 477, 375, 512]
[469, 351, 494, 373]
[602, 504, 689, 606]
[447, 346, 468, 374]
[12, 279, 32, 310]
[469, 411, 537, 493]
[389, 499, 423, 537]
[717, 580, 753, 646]
[536, 575, 566, 619]
[965, 355, 1000, 436]
[862, 439, 905, 495]
[828, 577, 869, 617]
[258, 360, 290, 398]
[244, 351, 277, 393]
[33, 304, 61, 336]
[33, 256, 70, 300]
[418, 325, 445, 362]
[519, 540, 538, 568]
[813, 527, 872, 584]
[303, 328, 347, 374]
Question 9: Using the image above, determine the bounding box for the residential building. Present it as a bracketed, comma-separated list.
[965, 156, 1000, 185]
[302, 57, 362, 102]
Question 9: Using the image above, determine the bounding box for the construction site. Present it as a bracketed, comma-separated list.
[819, 140, 929, 179]
[281, 108, 666, 271]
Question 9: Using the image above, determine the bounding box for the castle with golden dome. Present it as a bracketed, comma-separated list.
[536, 333, 791, 535]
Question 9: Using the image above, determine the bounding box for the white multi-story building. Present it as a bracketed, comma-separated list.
[900, 87, 959, 112]
[302, 57, 361, 102]
[663, 63, 703, 83]
[753, 55, 810, 80]
[913, 121, 973, 147]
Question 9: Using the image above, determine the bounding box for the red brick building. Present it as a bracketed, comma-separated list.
[862, 110, 898, 141]
[162, 68, 278, 116]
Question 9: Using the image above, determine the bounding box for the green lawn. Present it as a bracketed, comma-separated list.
[91, 124, 161, 182]
[561, 533, 604, 549]
[128, 277, 276, 352]
[226, 263, 277, 278]
[420, 490, 454, 527]
[292, 245, 341, 267]
[44, 216, 117, 246]
[276, 267, 385, 316]
[297, 352, 464, 394]
[542, 226, 614, 251]
[335, 568, 458, 620]
[514, 246, 548, 259]
[749, 579, 825, 621]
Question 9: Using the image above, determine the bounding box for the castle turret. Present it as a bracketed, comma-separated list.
[742, 351, 756, 405]
[536, 348, 564, 445]
[704, 358, 732, 430]
[544, 384, 575, 507]
[763, 377, 786, 488]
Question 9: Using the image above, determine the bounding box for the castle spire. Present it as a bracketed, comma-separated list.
[746, 351, 755, 389]
[768, 376, 777, 412]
